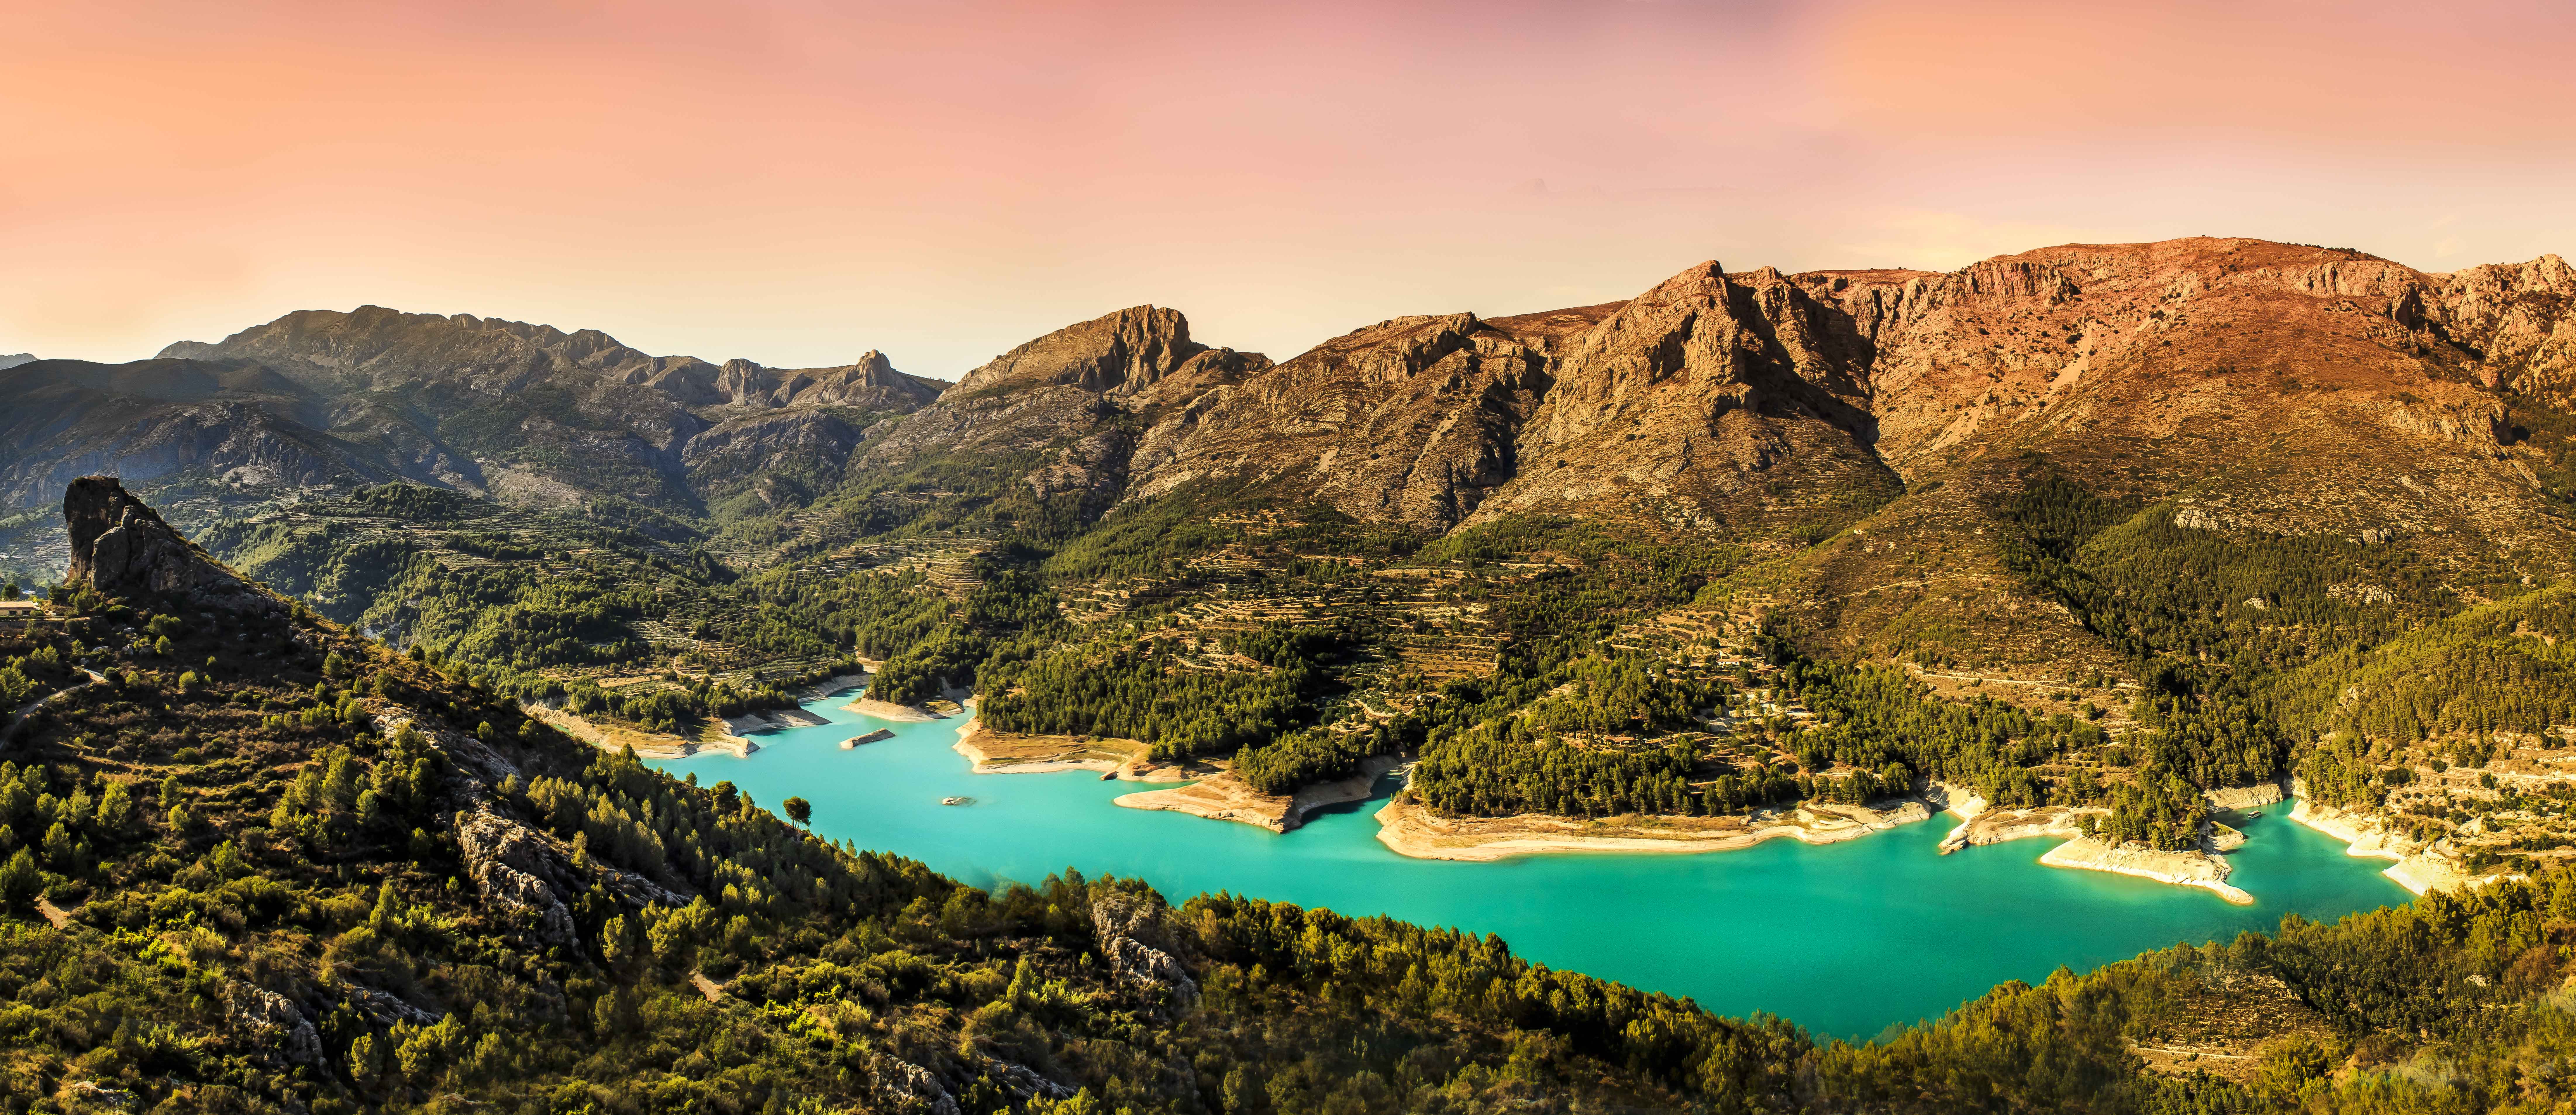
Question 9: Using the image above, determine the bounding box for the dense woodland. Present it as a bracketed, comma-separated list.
[14, 524, 2576, 1113]
[194, 461, 2576, 865]
[981, 624, 1347, 762]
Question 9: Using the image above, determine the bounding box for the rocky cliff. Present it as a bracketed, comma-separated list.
[24, 238, 2576, 670]
[860, 305, 1272, 519]
[62, 475, 272, 610]
[807, 236, 2576, 681]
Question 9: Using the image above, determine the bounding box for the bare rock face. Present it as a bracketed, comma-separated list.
[1476, 263, 1893, 534]
[949, 306, 1204, 398]
[1089, 890, 1197, 1006]
[876, 1057, 964, 1115]
[1130, 310, 1565, 528]
[454, 804, 581, 948]
[223, 983, 325, 1069]
[865, 305, 1271, 520]
[2430, 253, 2576, 400]
[63, 476, 270, 607]
[711, 350, 943, 410]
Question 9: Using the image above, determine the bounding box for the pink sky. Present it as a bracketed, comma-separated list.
[7, 0, 2572, 376]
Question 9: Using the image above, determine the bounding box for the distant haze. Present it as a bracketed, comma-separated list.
[8, 0, 2573, 377]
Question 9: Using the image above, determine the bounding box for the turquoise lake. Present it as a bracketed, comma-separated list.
[649, 691, 2413, 1039]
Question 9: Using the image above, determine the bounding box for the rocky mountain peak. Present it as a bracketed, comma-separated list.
[947, 305, 1205, 398]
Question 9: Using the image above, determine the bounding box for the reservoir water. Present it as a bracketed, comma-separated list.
[650, 693, 2413, 1039]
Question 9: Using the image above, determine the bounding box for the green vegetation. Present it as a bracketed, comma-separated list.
[983, 624, 1345, 762]
[23, 528, 2576, 1114]
[1984, 462, 2551, 839]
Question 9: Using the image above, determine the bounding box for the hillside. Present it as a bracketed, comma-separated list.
[0, 309, 949, 556]
[15, 236, 2576, 908]
[18, 486, 2576, 1112]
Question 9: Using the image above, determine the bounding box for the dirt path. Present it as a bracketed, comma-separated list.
[0, 669, 108, 752]
[688, 972, 726, 1002]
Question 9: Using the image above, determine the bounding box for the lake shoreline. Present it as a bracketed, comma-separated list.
[1115, 758, 1400, 833]
[835, 691, 2355, 906]
[1371, 794, 1935, 861]
[2038, 837, 2254, 905]
[525, 701, 758, 760]
[2284, 796, 2498, 896]
[639, 691, 2420, 1041]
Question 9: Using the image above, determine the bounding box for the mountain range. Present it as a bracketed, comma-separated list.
[9, 236, 2573, 675]
[11, 237, 2576, 1109]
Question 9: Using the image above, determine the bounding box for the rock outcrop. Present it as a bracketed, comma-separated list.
[454, 804, 581, 948]
[1090, 890, 1198, 1007]
[863, 305, 1271, 519]
[223, 983, 325, 1069]
[62, 476, 273, 609]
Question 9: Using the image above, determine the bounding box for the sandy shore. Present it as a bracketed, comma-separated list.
[791, 672, 870, 701]
[847, 696, 943, 721]
[1938, 803, 2104, 853]
[527, 703, 756, 760]
[1117, 756, 1402, 833]
[2039, 837, 2253, 904]
[952, 718, 1154, 775]
[1373, 794, 1934, 861]
[2284, 797, 2485, 896]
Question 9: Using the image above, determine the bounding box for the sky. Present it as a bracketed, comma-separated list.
[7, 0, 2574, 378]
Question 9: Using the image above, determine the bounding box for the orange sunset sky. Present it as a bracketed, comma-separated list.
[7, 0, 2574, 377]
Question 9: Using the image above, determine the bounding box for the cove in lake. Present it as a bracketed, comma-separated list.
[650, 693, 2412, 1040]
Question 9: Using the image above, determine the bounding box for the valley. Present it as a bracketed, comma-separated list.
[643, 689, 2412, 1042]
[5, 235, 2576, 1110]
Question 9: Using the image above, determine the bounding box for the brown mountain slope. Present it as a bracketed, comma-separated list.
[0, 306, 953, 517]
[1127, 309, 1576, 528]
[837, 237, 2571, 679]
[1769, 238, 2573, 671]
[1467, 263, 1898, 541]
[860, 305, 1273, 517]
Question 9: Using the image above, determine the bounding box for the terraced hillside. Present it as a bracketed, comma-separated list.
[4, 236, 2567, 907]
[18, 462, 2576, 1114]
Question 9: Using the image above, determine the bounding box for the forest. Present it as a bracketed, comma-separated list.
[15, 533, 2576, 1114]
[981, 623, 1347, 762]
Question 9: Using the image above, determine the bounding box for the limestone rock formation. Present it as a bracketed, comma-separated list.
[864, 305, 1271, 519]
[2429, 253, 2576, 400]
[1128, 309, 1569, 528]
[222, 982, 326, 1069]
[1474, 264, 1893, 533]
[709, 350, 940, 410]
[1089, 890, 1198, 1005]
[454, 803, 582, 948]
[62, 475, 271, 608]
